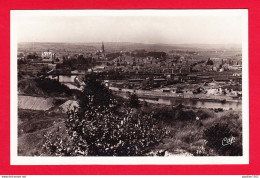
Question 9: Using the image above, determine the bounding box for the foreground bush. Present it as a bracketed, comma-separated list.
[43, 73, 166, 156]
[203, 113, 242, 156]
[43, 99, 166, 156]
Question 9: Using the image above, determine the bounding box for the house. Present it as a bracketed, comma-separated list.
[229, 65, 242, 71]
[42, 51, 55, 62]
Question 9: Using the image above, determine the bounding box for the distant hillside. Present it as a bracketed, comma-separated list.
[18, 42, 241, 54]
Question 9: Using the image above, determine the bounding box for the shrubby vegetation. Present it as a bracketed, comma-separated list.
[34, 77, 72, 96]
[131, 50, 166, 59]
[18, 59, 27, 65]
[43, 107, 165, 156]
[41, 73, 242, 156]
[128, 93, 140, 108]
[43, 73, 166, 156]
[57, 55, 96, 71]
[40, 73, 242, 157]
[106, 52, 122, 60]
[203, 113, 242, 156]
[152, 106, 242, 156]
[206, 58, 214, 65]
[27, 52, 38, 59]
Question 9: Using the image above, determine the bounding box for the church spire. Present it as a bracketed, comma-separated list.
[101, 42, 105, 52]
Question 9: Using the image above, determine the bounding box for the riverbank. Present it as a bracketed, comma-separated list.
[109, 87, 242, 111]
[109, 86, 240, 102]
[17, 76, 242, 156]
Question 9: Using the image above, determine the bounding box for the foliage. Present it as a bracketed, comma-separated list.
[18, 71, 25, 80]
[206, 58, 214, 65]
[128, 93, 140, 108]
[40, 66, 50, 73]
[173, 55, 181, 61]
[203, 113, 242, 156]
[131, 50, 166, 59]
[43, 100, 166, 156]
[106, 53, 122, 60]
[27, 53, 38, 59]
[34, 77, 72, 96]
[18, 59, 27, 65]
[78, 73, 112, 115]
[43, 73, 166, 156]
[153, 105, 197, 124]
[58, 56, 96, 70]
[147, 52, 166, 59]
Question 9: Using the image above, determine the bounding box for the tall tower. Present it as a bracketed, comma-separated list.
[101, 42, 105, 53]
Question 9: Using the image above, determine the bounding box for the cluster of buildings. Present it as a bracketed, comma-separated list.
[18, 42, 242, 92]
[93, 52, 242, 89]
[90, 44, 242, 78]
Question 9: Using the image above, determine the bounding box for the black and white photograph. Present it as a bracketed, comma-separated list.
[10, 10, 249, 165]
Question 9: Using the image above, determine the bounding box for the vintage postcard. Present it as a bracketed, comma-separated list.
[10, 9, 249, 165]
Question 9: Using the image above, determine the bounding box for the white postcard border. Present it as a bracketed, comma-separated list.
[10, 9, 249, 165]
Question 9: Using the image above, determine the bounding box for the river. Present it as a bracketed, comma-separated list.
[47, 75, 242, 111]
[109, 87, 242, 111]
[48, 75, 77, 83]
[143, 97, 241, 111]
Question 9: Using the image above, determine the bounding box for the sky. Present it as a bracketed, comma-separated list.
[13, 12, 243, 45]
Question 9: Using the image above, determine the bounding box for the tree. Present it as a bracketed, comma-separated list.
[27, 52, 38, 60]
[34, 77, 72, 96]
[43, 73, 166, 156]
[206, 58, 214, 65]
[78, 73, 112, 116]
[129, 93, 140, 108]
